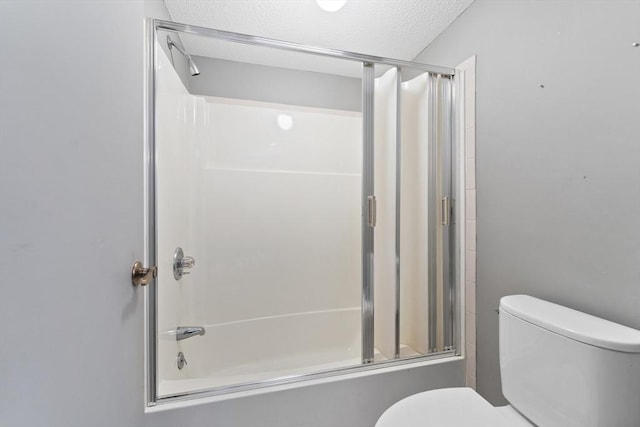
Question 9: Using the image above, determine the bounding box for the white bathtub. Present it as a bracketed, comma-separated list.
[159, 307, 362, 397]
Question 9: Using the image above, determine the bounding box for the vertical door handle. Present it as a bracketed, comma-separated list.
[441, 197, 450, 225]
[368, 195, 377, 227]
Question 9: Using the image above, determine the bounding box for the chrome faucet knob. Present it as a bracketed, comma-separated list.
[176, 352, 187, 370]
[179, 256, 195, 269]
[173, 247, 195, 280]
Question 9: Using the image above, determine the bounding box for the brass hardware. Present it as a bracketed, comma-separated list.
[131, 261, 157, 286]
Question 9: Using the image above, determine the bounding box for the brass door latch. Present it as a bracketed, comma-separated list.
[131, 261, 157, 286]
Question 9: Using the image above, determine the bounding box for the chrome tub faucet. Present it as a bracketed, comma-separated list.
[176, 326, 206, 341]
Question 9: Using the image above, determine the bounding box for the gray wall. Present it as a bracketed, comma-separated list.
[0, 1, 462, 426]
[413, 0, 640, 405]
[188, 56, 362, 111]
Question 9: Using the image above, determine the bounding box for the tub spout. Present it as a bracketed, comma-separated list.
[176, 326, 206, 341]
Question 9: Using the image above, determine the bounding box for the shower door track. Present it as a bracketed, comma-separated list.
[144, 19, 459, 406]
[158, 350, 457, 404]
[153, 20, 455, 76]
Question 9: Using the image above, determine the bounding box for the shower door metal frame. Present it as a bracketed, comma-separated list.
[143, 19, 158, 407]
[144, 18, 460, 407]
[362, 63, 376, 364]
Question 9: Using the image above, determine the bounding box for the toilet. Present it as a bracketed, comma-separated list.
[376, 295, 640, 427]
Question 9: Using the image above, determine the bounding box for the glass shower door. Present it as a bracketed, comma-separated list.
[147, 20, 458, 404]
[154, 31, 364, 396]
[370, 64, 455, 361]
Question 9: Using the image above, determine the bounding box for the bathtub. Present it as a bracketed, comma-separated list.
[158, 307, 363, 397]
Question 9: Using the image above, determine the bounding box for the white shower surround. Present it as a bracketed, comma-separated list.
[155, 45, 364, 396]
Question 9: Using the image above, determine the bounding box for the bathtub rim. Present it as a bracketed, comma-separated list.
[146, 352, 461, 412]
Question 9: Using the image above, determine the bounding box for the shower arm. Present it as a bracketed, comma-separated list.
[167, 35, 190, 58]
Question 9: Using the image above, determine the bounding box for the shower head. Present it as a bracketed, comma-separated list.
[188, 57, 200, 76]
[167, 35, 200, 77]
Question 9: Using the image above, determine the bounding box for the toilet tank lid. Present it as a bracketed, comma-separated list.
[500, 295, 640, 353]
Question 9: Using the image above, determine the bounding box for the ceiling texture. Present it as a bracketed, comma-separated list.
[163, 0, 474, 76]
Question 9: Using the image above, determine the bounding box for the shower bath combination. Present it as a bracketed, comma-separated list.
[145, 19, 463, 406]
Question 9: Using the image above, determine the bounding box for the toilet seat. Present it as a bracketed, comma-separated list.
[376, 387, 533, 427]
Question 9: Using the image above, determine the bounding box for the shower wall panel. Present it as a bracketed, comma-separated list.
[197, 97, 362, 324]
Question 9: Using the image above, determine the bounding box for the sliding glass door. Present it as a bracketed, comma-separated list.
[146, 19, 457, 404]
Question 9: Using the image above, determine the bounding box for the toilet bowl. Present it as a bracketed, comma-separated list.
[376, 387, 532, 427]
[376, 295, 640, 427]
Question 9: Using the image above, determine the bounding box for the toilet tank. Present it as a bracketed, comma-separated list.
[499, 295, 640, 427]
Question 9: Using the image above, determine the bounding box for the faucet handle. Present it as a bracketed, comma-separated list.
[179, 256, 195, 269]
[173, 247, 195, 280]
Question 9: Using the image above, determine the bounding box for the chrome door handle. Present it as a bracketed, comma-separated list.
[367, 195, 377, 227]
[441, 196, 450, 225]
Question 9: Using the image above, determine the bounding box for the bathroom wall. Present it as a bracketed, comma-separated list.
[0, 1, 465, 426]
[413, 0, 640, 404]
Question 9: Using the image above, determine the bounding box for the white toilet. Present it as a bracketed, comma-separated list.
[376, 295, 640, 427]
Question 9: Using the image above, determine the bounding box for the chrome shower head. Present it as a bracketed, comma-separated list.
[167, 35, 200, 77]
[188, 57, 200, 76]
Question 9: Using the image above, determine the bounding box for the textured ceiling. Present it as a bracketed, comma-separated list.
[163, 0, 474, 76]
